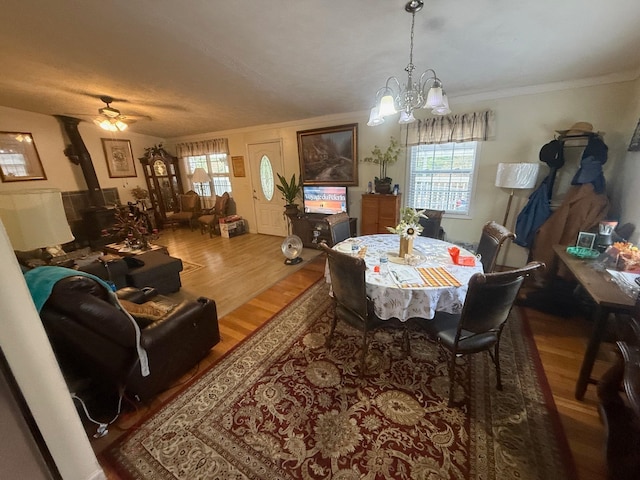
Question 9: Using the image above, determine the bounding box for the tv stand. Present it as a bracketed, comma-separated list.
[290, 213, 357, 248]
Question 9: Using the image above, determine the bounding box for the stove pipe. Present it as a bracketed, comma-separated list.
[55, 115, 105, 208]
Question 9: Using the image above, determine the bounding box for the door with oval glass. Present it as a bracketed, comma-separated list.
[248, 140, 288, 236]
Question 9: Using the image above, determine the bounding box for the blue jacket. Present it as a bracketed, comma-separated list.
[514, 176, 552, 248]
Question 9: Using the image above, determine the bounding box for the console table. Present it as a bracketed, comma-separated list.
[552, 244, 635, 399]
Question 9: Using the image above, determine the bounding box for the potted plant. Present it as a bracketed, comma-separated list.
[362, 136, 402, 194]
[276, 173, 302, 217]
[144, 143, 170, 159]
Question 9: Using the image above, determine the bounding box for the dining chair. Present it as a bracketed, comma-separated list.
[476, 220, 516, 272]
[324, 212, 352, 245]
[428, 261, 544, 406]
[418, 209, 445, 240]
[319, 242, 408, 376]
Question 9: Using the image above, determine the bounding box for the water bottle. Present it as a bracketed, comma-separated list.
[379, 254, 389, 276]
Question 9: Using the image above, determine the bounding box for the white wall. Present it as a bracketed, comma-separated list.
[168, 78, 640, 267]
[0, 106, 163, 204]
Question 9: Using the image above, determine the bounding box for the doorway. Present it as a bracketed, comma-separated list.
[247, 141, 288, 237]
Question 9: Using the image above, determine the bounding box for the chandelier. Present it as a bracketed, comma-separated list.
[368, 0, 450, 126]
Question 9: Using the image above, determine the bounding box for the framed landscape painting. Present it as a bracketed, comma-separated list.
[297, 123, 358, 185]
[102, 138, 137, 178]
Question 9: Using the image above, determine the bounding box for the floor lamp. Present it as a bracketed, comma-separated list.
[494, 163, 539, 226]
[191, 167, 211, 207]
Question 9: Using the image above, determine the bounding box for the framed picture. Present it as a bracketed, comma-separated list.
[576, 231, 596, 250]
[0, 132, 46, 182]
[628, 118, 640, 152]
[297, 123, 358, 185]
[101, 138, 137, 178]
[231, 155, 246, 177]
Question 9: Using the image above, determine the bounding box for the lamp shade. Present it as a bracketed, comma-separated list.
[495, 163, 539, 189]
[0, 189, 74, 251]
[191, 168, 210, 183]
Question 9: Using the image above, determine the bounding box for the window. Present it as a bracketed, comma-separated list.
[185, 153, 232, 197]
[406, 141, 478, 216]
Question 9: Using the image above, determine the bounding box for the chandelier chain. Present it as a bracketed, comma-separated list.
[405, 10, 416, 76]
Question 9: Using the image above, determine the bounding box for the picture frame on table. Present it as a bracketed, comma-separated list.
[296, 123, 358, 185]
[0, 132, 46, 182]
[101, 138, 137, 178]
[576, 231, 596, 250]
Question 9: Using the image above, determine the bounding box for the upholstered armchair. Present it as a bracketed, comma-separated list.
[198, 192, 231, 237]
[167, 190, 201, 230]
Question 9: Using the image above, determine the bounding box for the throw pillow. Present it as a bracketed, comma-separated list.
[119, 299, 175, 322]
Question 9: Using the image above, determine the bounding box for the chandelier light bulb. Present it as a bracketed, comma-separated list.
[367, 106, 385, 126]
[379, 95, 397, 117]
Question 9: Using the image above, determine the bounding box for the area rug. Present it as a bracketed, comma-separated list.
[103, 281, 577, 479]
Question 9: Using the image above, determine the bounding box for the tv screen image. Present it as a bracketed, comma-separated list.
[303, 186, 347, 215]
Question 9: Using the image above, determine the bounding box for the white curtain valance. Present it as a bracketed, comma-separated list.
[407, 110, 495, 145]
[175, 138, 229, 157]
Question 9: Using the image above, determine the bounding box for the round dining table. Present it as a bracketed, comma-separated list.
[328, 234, 483, 321]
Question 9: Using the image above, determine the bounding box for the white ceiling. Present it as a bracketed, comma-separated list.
[1, 0, 640, 138]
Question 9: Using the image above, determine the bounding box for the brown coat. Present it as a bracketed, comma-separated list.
[531, 183, 609, 286]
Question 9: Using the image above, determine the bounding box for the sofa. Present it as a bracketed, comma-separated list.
[39, 274, 220, 402]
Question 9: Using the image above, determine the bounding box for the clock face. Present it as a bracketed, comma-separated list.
[153, 159, 167, 176]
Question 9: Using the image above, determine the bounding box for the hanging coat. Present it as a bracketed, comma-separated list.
[514, 176, 552, 249]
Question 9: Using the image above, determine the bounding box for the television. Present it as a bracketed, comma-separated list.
[302, 185, 348, 215]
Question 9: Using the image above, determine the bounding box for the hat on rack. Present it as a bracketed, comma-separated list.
[555, 121, 595, 136]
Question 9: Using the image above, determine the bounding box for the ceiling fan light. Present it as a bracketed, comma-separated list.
[367, 106, 385, 126]
[379, 95, 397, 116]
[115, 120, 128, 131]
[398, 110, 416, 124]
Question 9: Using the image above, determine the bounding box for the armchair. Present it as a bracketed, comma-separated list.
[167, 190, 201, 230]
[198, 192, 231, 237]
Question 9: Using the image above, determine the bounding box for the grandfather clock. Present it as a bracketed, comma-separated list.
[139, 152, 183, 227]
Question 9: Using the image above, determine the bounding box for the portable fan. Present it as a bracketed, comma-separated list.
[281, 235, 303, 265]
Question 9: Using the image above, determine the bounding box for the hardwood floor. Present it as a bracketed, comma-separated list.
[94, 229, 609, 479]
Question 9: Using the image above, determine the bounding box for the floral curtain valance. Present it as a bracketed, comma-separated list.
[407, 110, 495, 145]
[175, 138, 229, 157]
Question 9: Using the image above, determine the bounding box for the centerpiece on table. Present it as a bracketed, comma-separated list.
[387, 207, 427, 258]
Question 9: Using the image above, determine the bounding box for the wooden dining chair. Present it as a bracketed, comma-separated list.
[418, 209, 445, 240]
[324, 212, 352, 245]
[319, 242, 408, 375]
[476, 220, 516, 272]
[428, 261, 544, 405]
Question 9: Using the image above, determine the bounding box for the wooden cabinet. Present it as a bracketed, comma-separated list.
[361, 194, 401, 235]
[291, 214, 357, 248]
[139, 153, 183, 227]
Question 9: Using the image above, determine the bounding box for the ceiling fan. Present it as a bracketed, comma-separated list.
[73, 95, 150, 132]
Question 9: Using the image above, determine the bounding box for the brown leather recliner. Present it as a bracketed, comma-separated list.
[39, 275, 220, 402]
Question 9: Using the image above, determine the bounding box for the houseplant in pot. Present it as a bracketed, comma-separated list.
[362, 136, 402, 194]
[276, 173, 302, 217]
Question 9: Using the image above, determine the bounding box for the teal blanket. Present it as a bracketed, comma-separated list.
[23, 266, 113, 312]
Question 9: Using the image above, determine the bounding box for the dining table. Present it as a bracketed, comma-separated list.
[328, 234, 484, 321]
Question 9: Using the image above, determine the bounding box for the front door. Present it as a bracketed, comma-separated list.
[248, 140, 288, 237]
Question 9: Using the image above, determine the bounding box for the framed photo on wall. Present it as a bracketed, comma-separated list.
[101, 138, 137, 178]
[0, 132, 46, 182]
[231, 155, 246, 177]
[296, 123, 358, 185]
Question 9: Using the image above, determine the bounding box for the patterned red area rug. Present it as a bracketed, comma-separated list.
[103, 281, 577, 479]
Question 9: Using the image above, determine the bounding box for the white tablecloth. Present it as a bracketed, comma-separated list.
[327, 234, 483, 321]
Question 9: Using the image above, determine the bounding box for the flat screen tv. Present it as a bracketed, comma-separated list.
[303, 185, 348, 215]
